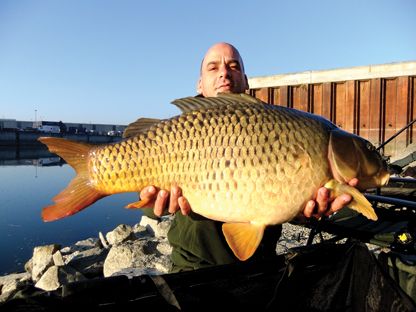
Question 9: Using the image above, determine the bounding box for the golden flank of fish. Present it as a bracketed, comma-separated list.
[38, 93, 390, 261]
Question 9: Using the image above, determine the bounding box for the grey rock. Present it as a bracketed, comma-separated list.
[276, 223, 338, 254]
[155, 216, 173, 238]
[132, 224, 148, 238]
[66, 247, 108, 277]
[139, 215, 173, 238]
[0, 289, 15, 303]
[34, 266, 60, 291]
[61, 237, 100, 254]
[31, 244, 61, 282]
[0, 272, 30, 298]
[34, 265, 86, 292]
[103, 239, 172, 277]
[53, 250, 65, 266]
[24, 258, 33, 274]
[156, 241, 173, 255]
[139, 216, 159, 236]
[60, 246, 72, 254]
[106, 224, 136, 245]
[110, 267, 166, 278]
[99, 231, 110, 249]
[75, 237, 101, 249]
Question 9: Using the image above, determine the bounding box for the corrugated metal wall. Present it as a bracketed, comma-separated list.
[249, 70, 415, 159]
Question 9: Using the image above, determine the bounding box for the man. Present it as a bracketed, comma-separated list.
[140, 42, 358, 271]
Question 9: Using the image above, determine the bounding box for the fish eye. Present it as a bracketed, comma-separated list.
[366, 142, 375, 151]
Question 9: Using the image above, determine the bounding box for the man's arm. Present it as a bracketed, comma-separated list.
[140, 179, 359, 219]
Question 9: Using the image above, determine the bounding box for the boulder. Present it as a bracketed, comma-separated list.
[66, 247, 108, 278]
[0, 272, 31, 302]
[103, 238, 172, 277]
[34, 265, 86, 292]
[139, 215, 173, 238]
[31, 244, 61, 282]
[106, 224, 136, 245]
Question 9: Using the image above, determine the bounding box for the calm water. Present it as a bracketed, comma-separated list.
[0, 148, 141, 275]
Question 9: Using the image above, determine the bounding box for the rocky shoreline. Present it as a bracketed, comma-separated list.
[0, 215, 174, 302]
[1, 214, 359, 303]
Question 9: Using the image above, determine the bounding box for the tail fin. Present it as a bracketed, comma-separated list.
[38, 137, 105, 222]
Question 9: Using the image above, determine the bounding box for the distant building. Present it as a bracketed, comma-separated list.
[18, 120, 36, 130]
[0, 119, 17, 130]
[37, 125, 61, 133]
[0, 119, 126, 136]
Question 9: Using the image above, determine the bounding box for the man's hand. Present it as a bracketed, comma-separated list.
[140, 185, 191, 217]
[142, 178, 359, 220]
[302, 178, 359, 219]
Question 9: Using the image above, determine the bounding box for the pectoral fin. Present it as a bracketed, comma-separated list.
[222, 223, 265, 261]
[125, 197, 152, 209]
[324, 179, 378, 221]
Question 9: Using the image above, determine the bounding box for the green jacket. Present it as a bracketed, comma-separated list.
[168, 211, 282, 272]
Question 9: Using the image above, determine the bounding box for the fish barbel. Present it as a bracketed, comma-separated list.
[39, 93, 389, 261]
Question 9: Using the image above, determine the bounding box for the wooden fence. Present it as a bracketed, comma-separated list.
[248, 61, 416, 158]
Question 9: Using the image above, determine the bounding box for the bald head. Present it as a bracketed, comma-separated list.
[197, 42, 249, 97]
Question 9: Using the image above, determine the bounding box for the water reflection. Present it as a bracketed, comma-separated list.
[0, 147, 141, 275]
[0, 146, 65, 166]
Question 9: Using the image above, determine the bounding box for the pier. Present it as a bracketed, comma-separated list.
[0, 129, 122, 148]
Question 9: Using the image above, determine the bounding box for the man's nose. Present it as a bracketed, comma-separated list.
[218, 65, 231, 78]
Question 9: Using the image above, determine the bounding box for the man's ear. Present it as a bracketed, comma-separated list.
[197, 77, 203, 94]
[244, 74, 249, 91]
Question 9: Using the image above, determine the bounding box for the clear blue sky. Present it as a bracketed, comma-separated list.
[1, 0, 415, 125]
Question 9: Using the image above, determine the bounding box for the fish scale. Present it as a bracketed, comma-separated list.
[87, 101, 330, 226]
[39, 93, 389, 260]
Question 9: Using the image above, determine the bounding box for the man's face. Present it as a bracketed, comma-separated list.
[197, 43, 248, 97]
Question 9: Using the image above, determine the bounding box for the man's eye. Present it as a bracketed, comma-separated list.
[208, 66, 217, 71]
[229, 63, 240, 70]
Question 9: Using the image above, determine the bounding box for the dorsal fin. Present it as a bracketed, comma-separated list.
[123, 118, 161, 139]
[218, 93, 265, 105]
[171, 93, 264, 113]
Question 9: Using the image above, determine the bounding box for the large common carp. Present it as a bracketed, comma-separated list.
[39, 93, 389, 261]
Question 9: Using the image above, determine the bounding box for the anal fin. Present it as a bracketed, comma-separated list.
[222, 223, 265, 261]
